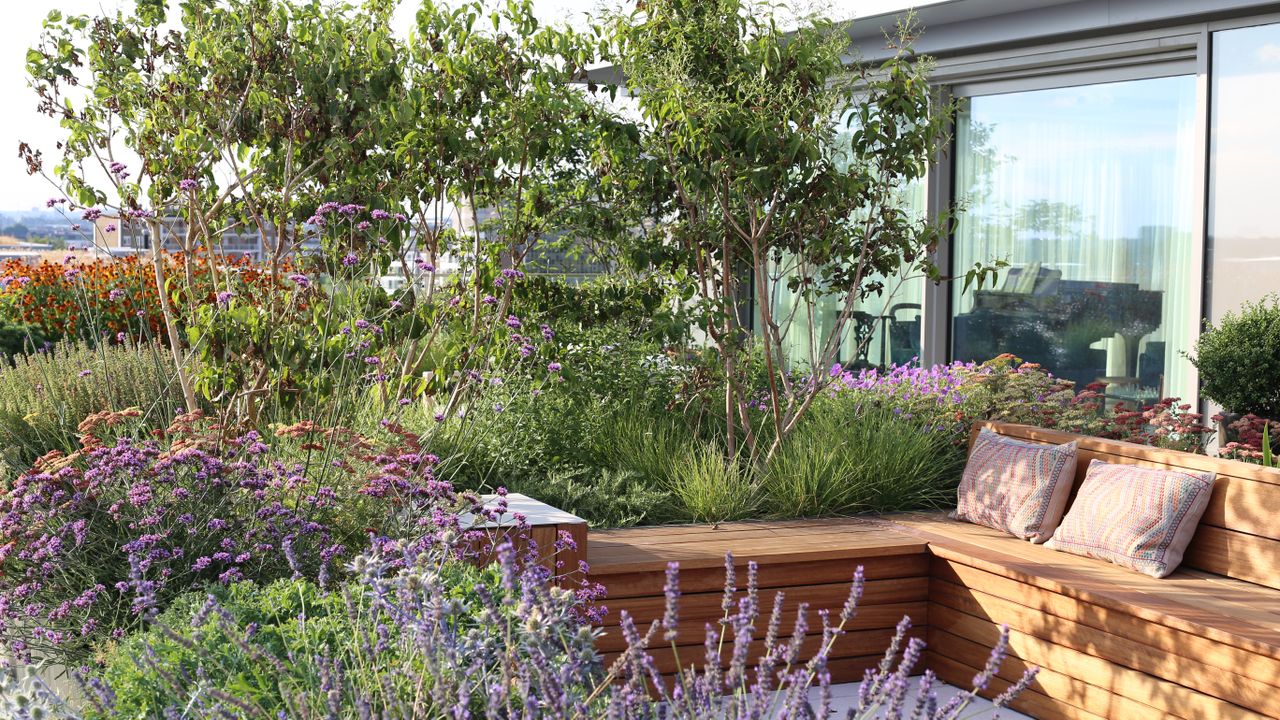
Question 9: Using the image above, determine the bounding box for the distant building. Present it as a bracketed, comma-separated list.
[0, 238, 57, 265]
[91, 214, 320, 261]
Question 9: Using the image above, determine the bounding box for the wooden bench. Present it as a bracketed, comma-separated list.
[586, 518, 931, 681]
[585, 421, 1280, 719]
[884, 421, 1280, 720]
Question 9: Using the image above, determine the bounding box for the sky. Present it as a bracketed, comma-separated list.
[0, 0, 936, 214]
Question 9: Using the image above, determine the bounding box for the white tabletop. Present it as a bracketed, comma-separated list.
[459, 492, 586, 529]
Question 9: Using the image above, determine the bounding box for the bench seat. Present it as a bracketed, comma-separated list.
[886, 513, 1280, 720]
[889, 421, 1280, 719]
[587, 518, 932, 681]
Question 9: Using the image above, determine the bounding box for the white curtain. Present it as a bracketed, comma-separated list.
[952, 75, 1198, 398]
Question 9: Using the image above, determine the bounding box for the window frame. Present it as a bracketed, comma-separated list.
[916, 27, 1215, 406]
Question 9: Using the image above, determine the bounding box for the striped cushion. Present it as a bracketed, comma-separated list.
[953, 429, 1078, 543]
[1045, 459, 1216, 578]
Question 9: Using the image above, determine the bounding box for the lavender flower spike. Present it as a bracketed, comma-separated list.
[662, 561, 680, 642]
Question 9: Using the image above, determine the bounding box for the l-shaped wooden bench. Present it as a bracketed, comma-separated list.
[585, 421, 1280, 720]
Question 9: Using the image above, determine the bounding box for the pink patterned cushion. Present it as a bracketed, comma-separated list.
[953, 429, 1078, 543]
[1045, 459, 1216, 578]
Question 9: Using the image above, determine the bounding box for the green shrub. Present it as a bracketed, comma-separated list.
[420, 325, 702, 527]
[1191, 294, 1280, 417]
[0, 339, 182, 475]
[511, 273, 694, 346]
[762, 402, 965, 518]
[0, 321, 47, 360]
[515, 466, 678, 527]
[94, 579, 367, 716]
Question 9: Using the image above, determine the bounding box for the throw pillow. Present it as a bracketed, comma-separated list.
[953, 428, 1079, 543]
[1045, 459, 1216, 578]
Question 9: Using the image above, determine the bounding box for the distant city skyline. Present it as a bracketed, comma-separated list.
[0, 0, 935, 214]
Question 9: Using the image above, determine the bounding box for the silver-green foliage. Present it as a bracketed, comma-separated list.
[0, 340, 182, 474]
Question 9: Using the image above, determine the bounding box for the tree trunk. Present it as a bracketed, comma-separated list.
[149, 218, 199, 412]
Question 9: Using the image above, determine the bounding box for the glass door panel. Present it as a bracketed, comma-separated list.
[1209, 23, 1280, 322]
[951, 76, 1197, 402]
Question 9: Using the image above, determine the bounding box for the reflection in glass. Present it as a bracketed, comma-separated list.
[769, 108, 926, 372]
[951, 77, 1197, 402]
[1209, 23, 1280, 322]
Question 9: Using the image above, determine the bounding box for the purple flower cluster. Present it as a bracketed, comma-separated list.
[832, 360, 973, 406]
[307, 201, 410, 228]
[0, 414, 467, 665]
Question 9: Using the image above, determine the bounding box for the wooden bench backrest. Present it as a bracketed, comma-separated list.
[971, 421, 1280, 589]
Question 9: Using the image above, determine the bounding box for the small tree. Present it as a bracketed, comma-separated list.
[609, 0, 979, 462]
[23, 0, 630, 426]
[383, 0, 635, 418]
[24, 0, 406, 416]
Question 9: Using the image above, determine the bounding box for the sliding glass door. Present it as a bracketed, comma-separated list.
[950, 76, 1198, 402]
[770, 107, 926, 373]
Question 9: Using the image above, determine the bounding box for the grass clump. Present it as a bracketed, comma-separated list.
[667, 442, 760, 524]
[762, 402, 964, 518]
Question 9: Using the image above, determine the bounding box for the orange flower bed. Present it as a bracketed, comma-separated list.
[0, 252, 289, 344]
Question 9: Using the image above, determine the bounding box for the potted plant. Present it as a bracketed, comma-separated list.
[1190, 294, 1280, 457]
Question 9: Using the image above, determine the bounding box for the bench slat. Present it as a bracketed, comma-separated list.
[601, 626, 926, 676]
[596, 553, 928, 599]
[932, 577, 1280, 716]
[934, 559, 1280, 689]
[885, 514, 1280, 658]
[933, 606, 1272, 720]
[926, 650, 1110, 720]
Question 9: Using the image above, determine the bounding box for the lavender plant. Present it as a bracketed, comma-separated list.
[604, 553, 1038, 719]
[43, 540, 602, 719]
[5, 545, 1036, 719]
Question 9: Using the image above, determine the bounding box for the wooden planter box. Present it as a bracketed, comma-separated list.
[461, 493, 588, 587]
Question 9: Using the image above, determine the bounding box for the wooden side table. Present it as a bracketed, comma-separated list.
[461, 493, 588, 586]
